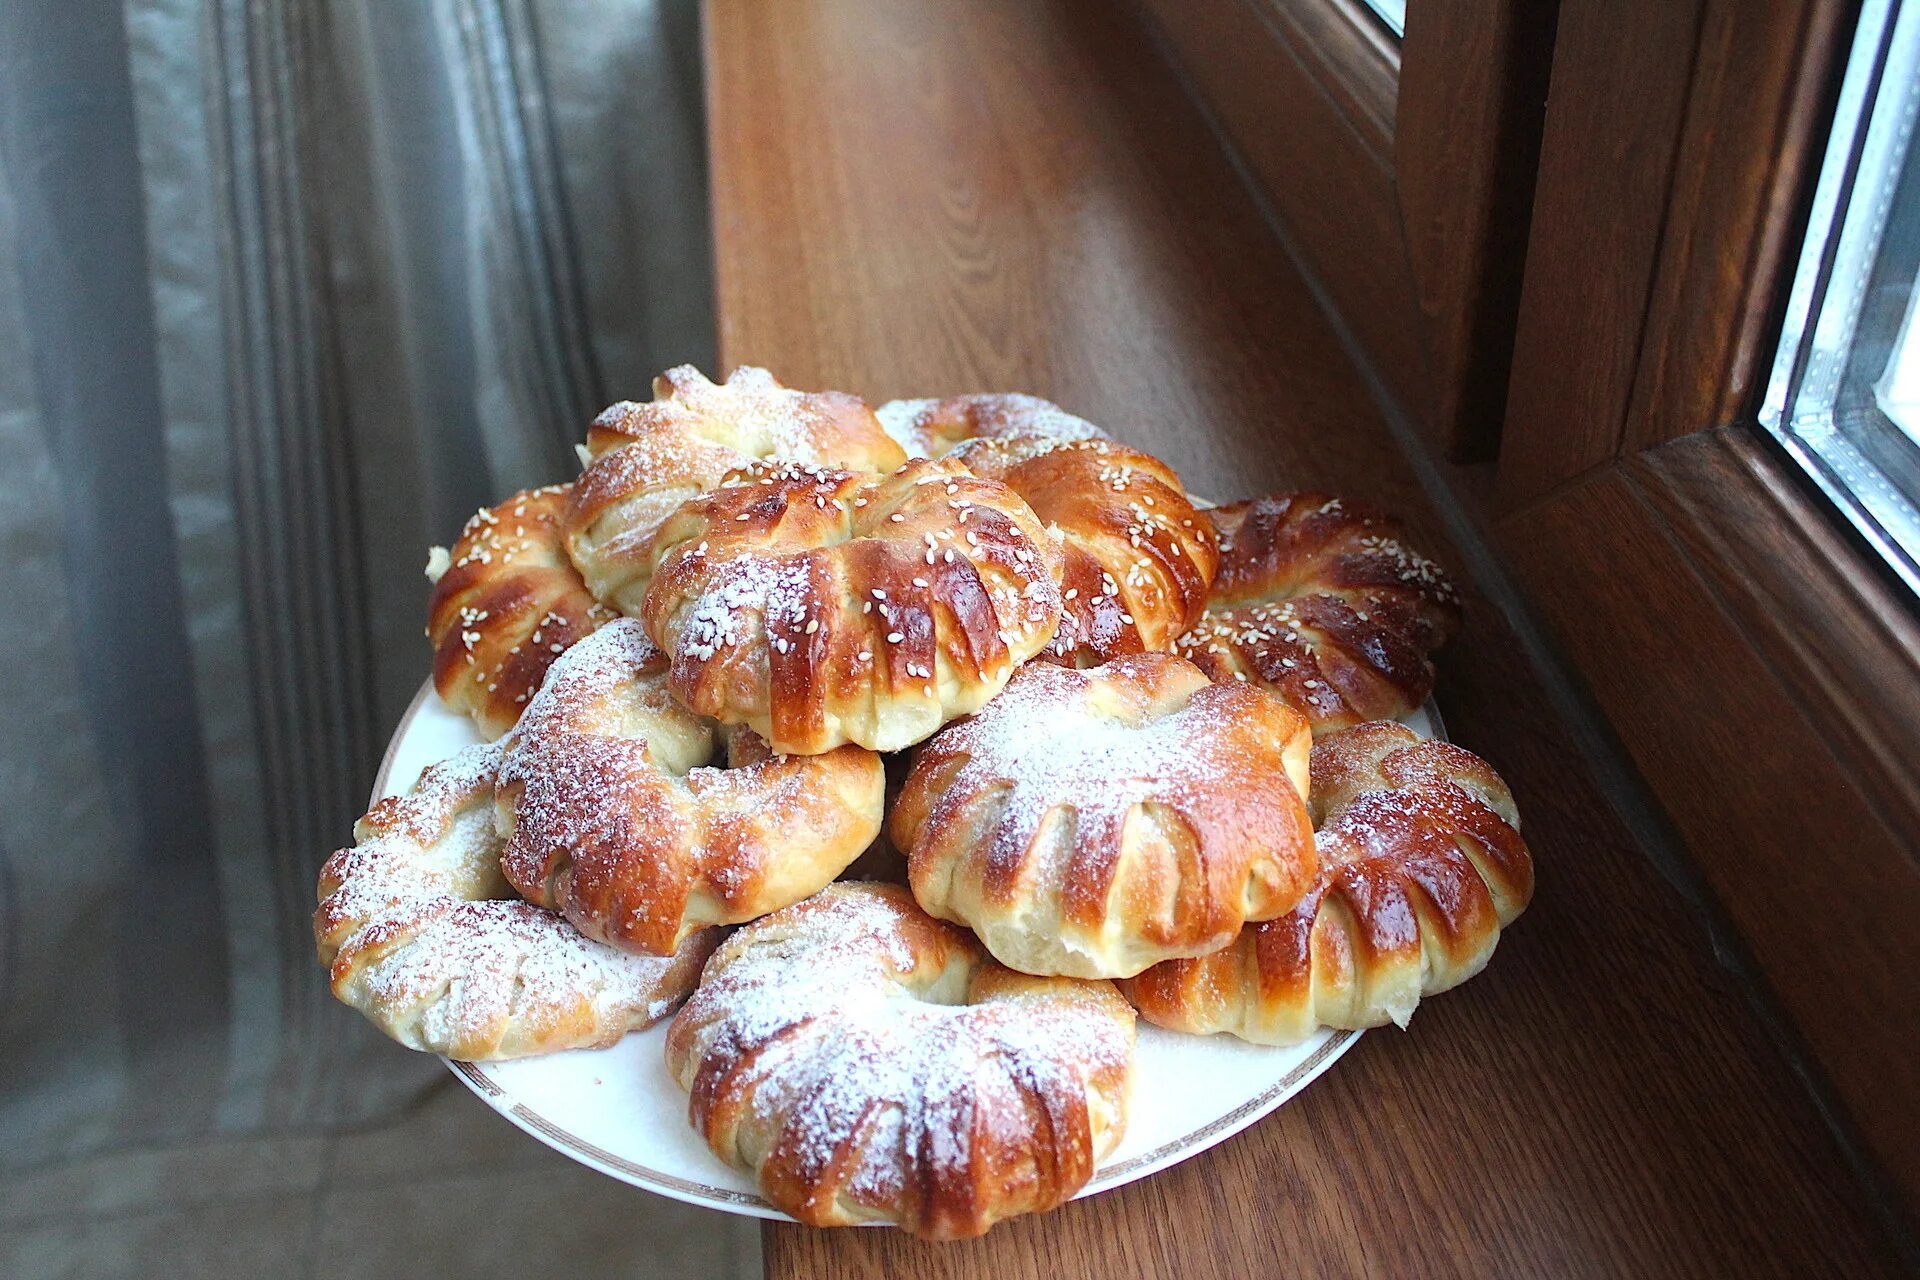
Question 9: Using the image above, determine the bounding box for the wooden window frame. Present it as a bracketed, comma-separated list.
[1135, 0, 1557, 461]
[1493, 0, 1920, 1223]
[1149, 0, 1920, 1229]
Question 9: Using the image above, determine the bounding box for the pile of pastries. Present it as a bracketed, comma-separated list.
[316, 366, 1534, 1239]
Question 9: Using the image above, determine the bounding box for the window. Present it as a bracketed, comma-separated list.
[1358, 0, 1405, 38]
[1762, 0, 1920, 593]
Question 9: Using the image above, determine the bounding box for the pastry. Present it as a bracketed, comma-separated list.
[495, 620, 885, 955]
[569, 366, 907, 615]
[666, 882, 1135, 1239]
[1117, 720, 1533, 1043]
[892, 653, 1316, 979]
[640, 455, 1065, 753]
[426, 484, 613, 738]
[315, 743, 718, 1059]
[1176, 493, 1460, 731]
[875, 392, 1109, 459]
[877, 394, 1216, 664]
[949, 436, 1218, 665]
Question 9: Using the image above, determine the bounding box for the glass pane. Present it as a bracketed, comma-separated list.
[1359, 0, 1405, 39]
[1762, 0, 1920, 593]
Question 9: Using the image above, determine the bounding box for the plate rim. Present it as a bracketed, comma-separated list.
[372, 681, 1444, 1223]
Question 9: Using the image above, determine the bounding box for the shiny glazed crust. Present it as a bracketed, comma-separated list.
[494, 621, 885, 955]
[875, 392, 1109, 459]
[877, 395, 1216, 664]
[569, 366, 907, 615]
[1117, 721, 1533, 1044]
[1176, 494, 1461, 732]
[893, 654, 1316, 979]
[314, 744, 718, 1059]
[666, 883, 1135, 1239]
[639, 456, 1065, 753]
[951, 435, 1218, 665]
[426, 484, 613, 739]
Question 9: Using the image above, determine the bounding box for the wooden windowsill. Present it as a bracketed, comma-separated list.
[701, 1, 1909, 1272]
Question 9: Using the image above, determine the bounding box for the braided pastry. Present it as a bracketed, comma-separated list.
[426, 484, 613, 739]
[1117, 721, 1532, 1043]
[640, 456, 1065, 753]
[875, 392, 1109, 459]
[496, 620, 885, 955]
[315, 744, 717, 1059]
[1176, 493, 1460, 732]
[569, 366, 907, 615]
[667, 882, 1134, 1239]
[950, 436, 1218, 665]
[893, 653, 1315, 979]
[877, 394, 1216, 664]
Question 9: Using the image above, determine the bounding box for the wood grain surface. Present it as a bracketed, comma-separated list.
[703, 1, 1910, 1273]
[1135, 0, 1432, 435]
[1496, 0, 1709, 503]
[1499, 429, 1920, 1212]
[1490, 0, 1920, 1215]
[1395, 1, 1556, 462]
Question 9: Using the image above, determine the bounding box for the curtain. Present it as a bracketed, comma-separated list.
[0, 0, 712, 1169]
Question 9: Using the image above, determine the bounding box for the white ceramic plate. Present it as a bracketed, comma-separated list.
[372, 682, 1443, 1222]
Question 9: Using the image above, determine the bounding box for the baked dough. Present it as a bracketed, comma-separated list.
[569, 366, 906, 615]
[893, 653, 1316, 979]
[640, 456, 1064, 753]
[495, 620, 885, 955]
[1117, 720, 1533, 1043]
[666, 882, 1134, 1238]
[950, 435, 1218, 665]
[426, 484, 612, 738]
[875, 392, 1109, 458]
[876, 394, 1217, 665]
[315, 744, 717, 1059]
[1177, 493, 1460, 731]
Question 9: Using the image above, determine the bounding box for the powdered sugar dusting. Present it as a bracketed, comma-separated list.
[875, 394, 1111, 460]
[315, 743, 711, 1059]
[669, 884, 1132, 1234]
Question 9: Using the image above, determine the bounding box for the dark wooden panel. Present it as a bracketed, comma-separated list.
[1498, 429, 1920, 1208]
[1622, 0, 1851, 451]
[1395, 2, 1556, 461]
[1133, 0, 1433, 430]
[703, 0, 1909, 1271]
[1496, 0, 1707, 504]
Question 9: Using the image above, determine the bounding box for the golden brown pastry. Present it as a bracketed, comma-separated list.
[639, 456, 1065, 753]
[495, 620, 884, 955]
[875, 392, 1109, 459]
[426, 484, 613, 739]
[569, 366, 907, 615]
[666, 882, 1135, 1239]
[877, 394, 1217, 665]
[892, 653, 1315, 979]
[950, 435, 1218, 665]
[1117, 720, 1533, 1043]
[1176, 493, 1460, 732]
[315, 744, 718, 1059]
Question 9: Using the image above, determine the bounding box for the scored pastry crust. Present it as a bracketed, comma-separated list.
[666, 882, 1135, 1239]
[314, 744, 717, 1059]
[495, 620, 885, 955]
[875, 392, 1110, 459]
[426, 484, 613, 739]
[877, 394, 1218, 666]
[639, 456, 1065, 753]
[892, 653, 1316, 979]
[950, 435, 1218, 665]
[1176, 493, 1460, 732]
[1117, 720, 1533, 1044]
[569, 366, 907, 615]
